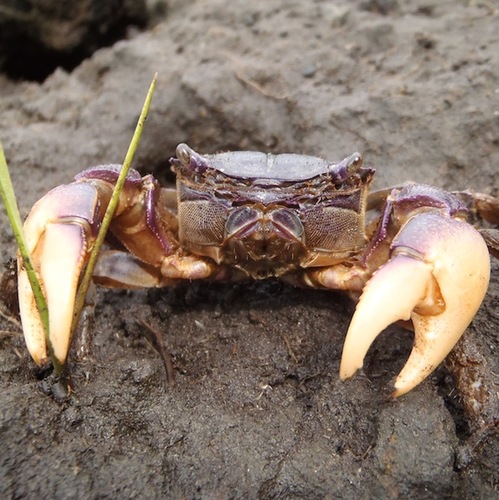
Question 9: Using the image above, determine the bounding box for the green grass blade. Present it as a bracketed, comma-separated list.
[71, 73, 158, 335]
[0, 143, 60, 371]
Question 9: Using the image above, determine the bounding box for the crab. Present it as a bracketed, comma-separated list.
[17, 143, 498, 396]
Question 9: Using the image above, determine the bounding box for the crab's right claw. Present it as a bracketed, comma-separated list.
[340, 212, 491, 396]
[18, 183, 101, 368]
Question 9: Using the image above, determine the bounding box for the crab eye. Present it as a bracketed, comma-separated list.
[176, 143, 193, 165]
[346, 153, 363, 174]
[329, 152, 364, 183]
[175, 143, 209, 173]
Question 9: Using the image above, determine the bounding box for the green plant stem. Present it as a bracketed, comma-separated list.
[0, 143, 59, 371]
[70, 73, 158, 337]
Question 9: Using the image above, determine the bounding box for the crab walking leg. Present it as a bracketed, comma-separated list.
[93, 250, 222, 287]
[340, 211, 490, 396]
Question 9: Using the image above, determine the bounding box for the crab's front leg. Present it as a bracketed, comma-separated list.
[311, 184, 492, 396]
[18, 166, 222, 369]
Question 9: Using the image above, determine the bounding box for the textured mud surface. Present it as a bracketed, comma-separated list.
[0, 1, 498, 498]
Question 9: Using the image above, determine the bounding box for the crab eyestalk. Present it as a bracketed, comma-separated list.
[340, 211, 490, 396]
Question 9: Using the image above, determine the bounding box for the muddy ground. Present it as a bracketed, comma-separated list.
[0, 0, 498, 498]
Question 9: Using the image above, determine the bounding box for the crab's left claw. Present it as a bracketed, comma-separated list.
[340, 212, 490, 396]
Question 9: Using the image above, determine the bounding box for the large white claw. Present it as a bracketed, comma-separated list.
[18, 184, 99, 367]
[340, 212, 490, 396]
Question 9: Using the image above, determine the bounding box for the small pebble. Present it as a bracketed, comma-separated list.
[302, 65, 317, 78]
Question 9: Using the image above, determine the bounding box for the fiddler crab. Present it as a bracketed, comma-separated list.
[18, 144, 498, 396]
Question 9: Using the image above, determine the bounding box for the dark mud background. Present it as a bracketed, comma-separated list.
[0, 0, 498, 498]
